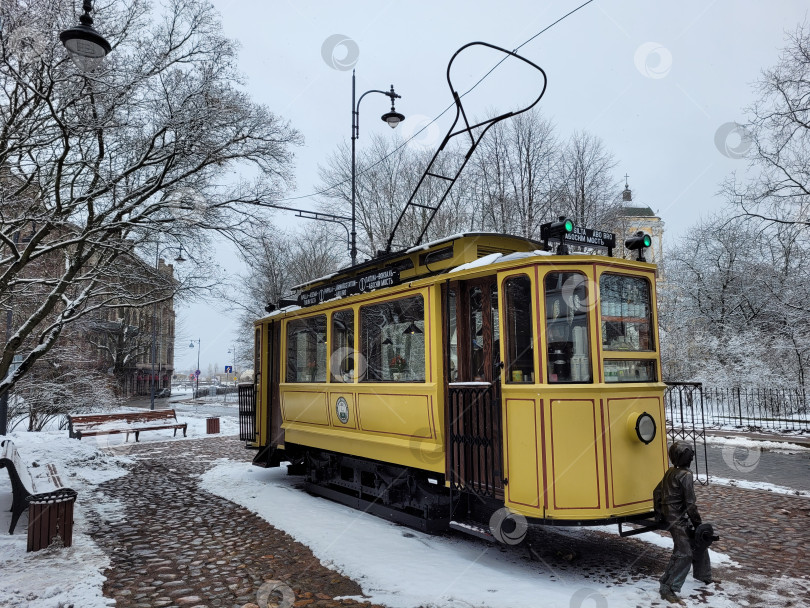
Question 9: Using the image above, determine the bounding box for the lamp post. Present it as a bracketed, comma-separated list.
[59, 0, 112, 71]
[149, 245, 185, 411]
[351, 70, 405, 266]
[189, 339, 201, 397]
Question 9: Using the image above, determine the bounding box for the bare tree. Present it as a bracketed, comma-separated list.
[467, 110, 559, 237]
[316, 135, 472, 258]
[725, 21, 810, 229]
[556, 130, 620, 228]
[0, 0, 301, 400]
[234, 222, 343, 342]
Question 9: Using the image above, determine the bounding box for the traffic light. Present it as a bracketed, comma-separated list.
[547, 216, 574, 254]
[625, 231, 652, 261]
[548, 216, 574, 238]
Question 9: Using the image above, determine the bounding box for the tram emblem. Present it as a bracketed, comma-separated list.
[335, 397, 350, 424]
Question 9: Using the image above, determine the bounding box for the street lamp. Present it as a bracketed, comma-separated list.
[189, 339, 201, 397]
[149, 245, 185, 411]
[351, 70, 404, 266]
[59, 0, 112, 72]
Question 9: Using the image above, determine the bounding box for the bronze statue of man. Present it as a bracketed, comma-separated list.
[654, 441, 715, 604]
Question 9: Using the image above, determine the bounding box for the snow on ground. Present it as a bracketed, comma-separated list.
[0, 407, 238, 608]
[710, 476, 810, 497]
[704, 434, 810, 453]
[201, 461, 753, 608]
[1, 418, 806, 608]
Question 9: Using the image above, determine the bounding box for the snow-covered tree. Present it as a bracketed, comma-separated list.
[0, 0, 302, 404]
[726, 21, 810, 230]
[661, 212, 810, 386]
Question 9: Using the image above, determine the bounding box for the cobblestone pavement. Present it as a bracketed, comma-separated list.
[88, 436, 810, 608]
[88, 437, 382, 608]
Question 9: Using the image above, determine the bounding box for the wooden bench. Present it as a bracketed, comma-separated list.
[0, 438, 67, 534]
[67, 409, 187, 442]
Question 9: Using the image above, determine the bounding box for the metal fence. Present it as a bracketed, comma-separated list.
[192, 385, 239, 400]
[664, 382, 709, 484]
[701, 387, 809, 431]
[665, 383, 810, 431]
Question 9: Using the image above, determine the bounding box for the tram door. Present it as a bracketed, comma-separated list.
[446, 278, 504, 498]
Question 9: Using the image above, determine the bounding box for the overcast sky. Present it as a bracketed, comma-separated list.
[173, 0, 809, 375]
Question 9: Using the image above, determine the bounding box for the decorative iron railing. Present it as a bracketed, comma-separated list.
[238, 383, 256, 442]
[447, 382, 503, 498]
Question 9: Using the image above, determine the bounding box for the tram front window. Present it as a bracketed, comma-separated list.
[360, 295, 426, 382]
[544, 272, 592, 383]
[600, 274, 653, 351]
[600, 274, 657, 383]
[504, 275, 534, 383]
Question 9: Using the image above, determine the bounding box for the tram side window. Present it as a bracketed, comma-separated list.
[504, 275, 534, 383]
[544, 272, 592, 384]
[360, 295, 425, 383]
[285, 315, 327, 383]
[331, 309, 355, 382]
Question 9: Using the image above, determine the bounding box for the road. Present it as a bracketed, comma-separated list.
[704, 443, 810, 491]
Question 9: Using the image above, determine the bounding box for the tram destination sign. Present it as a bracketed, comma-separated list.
[298, 268, 401, 307]
[540, 223, 616, 249]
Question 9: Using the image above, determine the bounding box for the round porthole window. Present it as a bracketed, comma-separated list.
[635, 412, 656, 444]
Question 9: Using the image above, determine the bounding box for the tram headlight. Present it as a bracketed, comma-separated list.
[629, 411, 657, 444]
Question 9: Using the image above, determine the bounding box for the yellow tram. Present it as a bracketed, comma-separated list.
[240, 231, 668, 537]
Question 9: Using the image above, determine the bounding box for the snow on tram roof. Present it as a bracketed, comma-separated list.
[449, 249, 553, 273]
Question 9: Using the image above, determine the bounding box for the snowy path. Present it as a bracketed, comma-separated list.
[2, 426, 809, 607]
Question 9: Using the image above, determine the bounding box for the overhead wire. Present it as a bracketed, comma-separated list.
[273, 0, 596, 206]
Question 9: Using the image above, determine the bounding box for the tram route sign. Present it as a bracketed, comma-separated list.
[298, 268, 401, 307]
[540, 223, 616, 251]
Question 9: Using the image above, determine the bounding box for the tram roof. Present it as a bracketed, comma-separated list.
[261, 232, 656, 317]
[292, 232, 542, 293]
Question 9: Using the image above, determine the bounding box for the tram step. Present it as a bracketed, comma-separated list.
[449, 519, 495, 542]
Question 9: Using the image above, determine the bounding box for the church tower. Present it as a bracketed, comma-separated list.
[617, 177, 664, 268]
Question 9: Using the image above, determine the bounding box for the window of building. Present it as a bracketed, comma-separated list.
[285, 315, 327, 383]
[360, 295, 425, 382]
[504, 275, 534, 383]
[544, 272, 592, 383]
[599, 274, 653, 351]
[331, 309, 355, 382]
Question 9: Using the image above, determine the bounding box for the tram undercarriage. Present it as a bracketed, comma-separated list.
[270, 445, 661, 542]
[286, 446, 453, 533]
